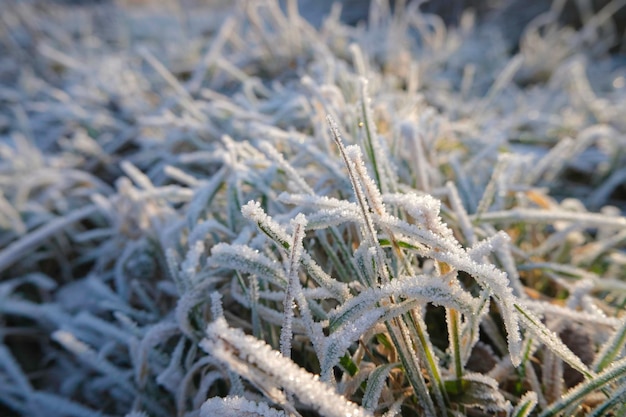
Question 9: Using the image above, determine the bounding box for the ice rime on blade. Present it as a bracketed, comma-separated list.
[202, 318, 373, 417]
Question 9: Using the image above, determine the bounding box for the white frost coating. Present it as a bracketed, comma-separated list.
[278, 192, 360, 212]
[433, 247, 523, 366]
[345, 145, 386, 217]
[445, 181, 475, 246]
[327, 116, 387, 286]
[594, 319, 626, 372]
[210, 291, 224, 319]
[381, 193, 456, 245]
[381, 200, 523, 366]
[300, 250, 351, 301]
[467, 232, 525, 298]
[476, 154, 511, 216]
[515, 303, 593, 378]
[293, 286, 327, 360]
[200, 396, 287, 417]
[329, 273, 478, 332]
[280, 214, 307, 358]
[524, 298, 620, 328]
[0, 204, 99, 274]
[400, 122, 430, 193]
[493, 236, 525, 298]
[209, 243, 286, 286]
[202, 318, 373, 417]
[471, 208, 626, 229]
[120, 160, 155, 191]
[467, 232, 503, 260]
[7, 2, 626, 415]
[180, 240, 205, 284]
[134, 322, 179, 387]
[304, 207, 363, 229]
[51, 330, 89, 356]
[362, 363, 396, 411]
[382, 395, 408, 417]
[258, 142, 314, 195]
[455, 372, 511, 412]
[242, 200, 350, 301]
[539, 356, 626, 417]
[512, 391, 539, 417]
[188, 219, 235, 246]
[242, 201, 291, 246]
[156, 338, 185, 394]
[165, 247, 185, 293]
[186, 166, 227, 226]
[357, 77, 397, 195]
[322, 307, 385, 381]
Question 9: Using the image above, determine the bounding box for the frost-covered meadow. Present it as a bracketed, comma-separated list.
[1, 0, 626, 416]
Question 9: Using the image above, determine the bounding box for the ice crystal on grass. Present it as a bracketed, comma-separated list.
[200, 395, 286, 417]
[279, 214, 307, 358]
[202, 318, 373, 417]
[2, 0, 626, 416]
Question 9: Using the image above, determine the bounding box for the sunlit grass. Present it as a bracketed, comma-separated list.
[1, 1, 626, 416]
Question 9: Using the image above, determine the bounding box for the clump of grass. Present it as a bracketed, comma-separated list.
[1, 1, 626, 416]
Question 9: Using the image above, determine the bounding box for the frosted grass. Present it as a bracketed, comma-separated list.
[1, 0, 626, 416]
[202, 318, 373, 417]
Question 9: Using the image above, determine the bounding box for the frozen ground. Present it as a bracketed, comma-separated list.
[1, 1, 626, 416]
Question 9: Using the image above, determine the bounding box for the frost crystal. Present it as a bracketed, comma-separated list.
[200, 396, 287, 417]
[202, 319, 373, 417]
[3, 1, 625, 416]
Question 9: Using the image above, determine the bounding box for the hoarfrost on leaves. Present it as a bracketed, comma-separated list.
[2, 0, 626, 416]
[202, 318, 373, 417]
[200, 396, 287, 417]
